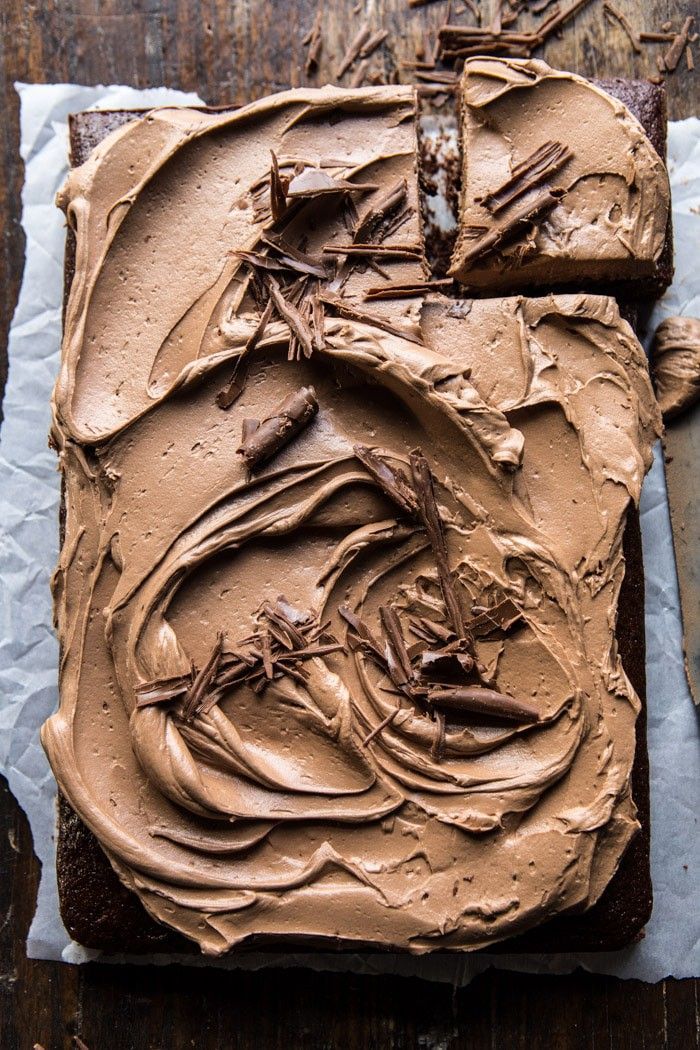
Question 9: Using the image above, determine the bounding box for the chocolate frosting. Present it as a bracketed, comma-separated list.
[450, 58, 670, 291]
[651, 315, 700, 419]
[43, 85, 661, 955]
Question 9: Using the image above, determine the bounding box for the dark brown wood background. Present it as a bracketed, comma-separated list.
[0, 1, 698, 1047]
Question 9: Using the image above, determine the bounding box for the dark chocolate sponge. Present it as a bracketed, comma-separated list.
[53, 103, 654, 956]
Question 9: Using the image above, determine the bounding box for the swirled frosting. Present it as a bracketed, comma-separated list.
[651, 315, 700, 419]
[43, 85, 661, 955]
[449, 58, 670, 291]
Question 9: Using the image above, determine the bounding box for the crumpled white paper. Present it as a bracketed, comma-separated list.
[0, 83, 697, 982]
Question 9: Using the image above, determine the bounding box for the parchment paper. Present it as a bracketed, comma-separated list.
[0, 82, 697, 982]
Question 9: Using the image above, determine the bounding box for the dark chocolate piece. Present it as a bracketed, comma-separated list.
[477, 142, 572, 215]
[237, 386, 318, 470]
[428, 686, 541, 722]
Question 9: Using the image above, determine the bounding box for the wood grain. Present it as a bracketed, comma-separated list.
[0, 1, 698, 1047]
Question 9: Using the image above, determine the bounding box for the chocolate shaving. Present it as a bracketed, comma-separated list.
[311, 290, 325, 353]
[269, 151, 289, 222]
[438, 0, 594, 60]
[353, 178, 407, 242]
[135, 675, 191, 708]
[362, 706, 400, 746]
[428, 686, 540, 723]
[639, 31, 676, 43]
[414, 69, 459, 85]
[379, 206, 415, 241]
[142, 601, 343, 721]
[262, 599, 307, 648]
[535, 0, 596, 43]
[477, 141, 573, 214]
[419, 646, 475, 680]
[232, 249, 303, 275]
[360, 29, 389, 57]
[323, 242, 422, 259]
[304, 10, 323, 75]
[287, 168, 378, 197]
[353, 445, 419, 517]
[364, 278, 453, 300]
[454, 188, 564, 272]
[431, 710, 446, 761]
[260, 232, 328, 277]
[464, 598, 523, 637]
[339, 605, 388, 669]
[663, 16, 695, 72]
[336, 21, 371, 77]
[350, 59, 370, 88]
[182, 633, 224, 722]
[237, 386, 319, 471]
[380, 605, 414, 685]
[602, 2, 641, 53]
[264, 274, 315, 358]
[261, 626, 274, 679]
[409, 449, 463, 635]
[409, 616, 456, 645]
[318, 291, 425, 346]
[687, 45, 695, 71]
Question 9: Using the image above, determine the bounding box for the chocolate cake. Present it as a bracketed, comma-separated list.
[431, 59, 673, 297]
[44, 75, 665, 956]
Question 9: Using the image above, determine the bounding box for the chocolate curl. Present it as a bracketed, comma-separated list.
[663, 16, 695, 72]
[464, 598, 523, 637]
[264, 274, 315, 357]
[353, 445, 419, 517]
[353, 178, 407, 243]
[181, 633, 224, 722]
[379, 605, 414, 686]
[409, 450, 464, 635]
[477, 141, 573, 215]
[303, 10, 323, 75]
[336, 21, 371, 77]
[429, 686, 540, 723]
[269, 151, 289, 222]
[451, 188, 564, 275]
[364, 278, 453, 301]
[237, 387, 318, 471]
[216, 299, 274, 410]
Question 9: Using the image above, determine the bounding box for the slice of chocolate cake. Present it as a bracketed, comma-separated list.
[44, 83, 661, 957]
[448, 58, 672, 296]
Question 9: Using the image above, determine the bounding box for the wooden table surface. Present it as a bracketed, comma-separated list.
[0, 1, 698, 1047]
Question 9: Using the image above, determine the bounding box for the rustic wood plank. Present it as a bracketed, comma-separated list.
[0, 1, 698, 1048]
